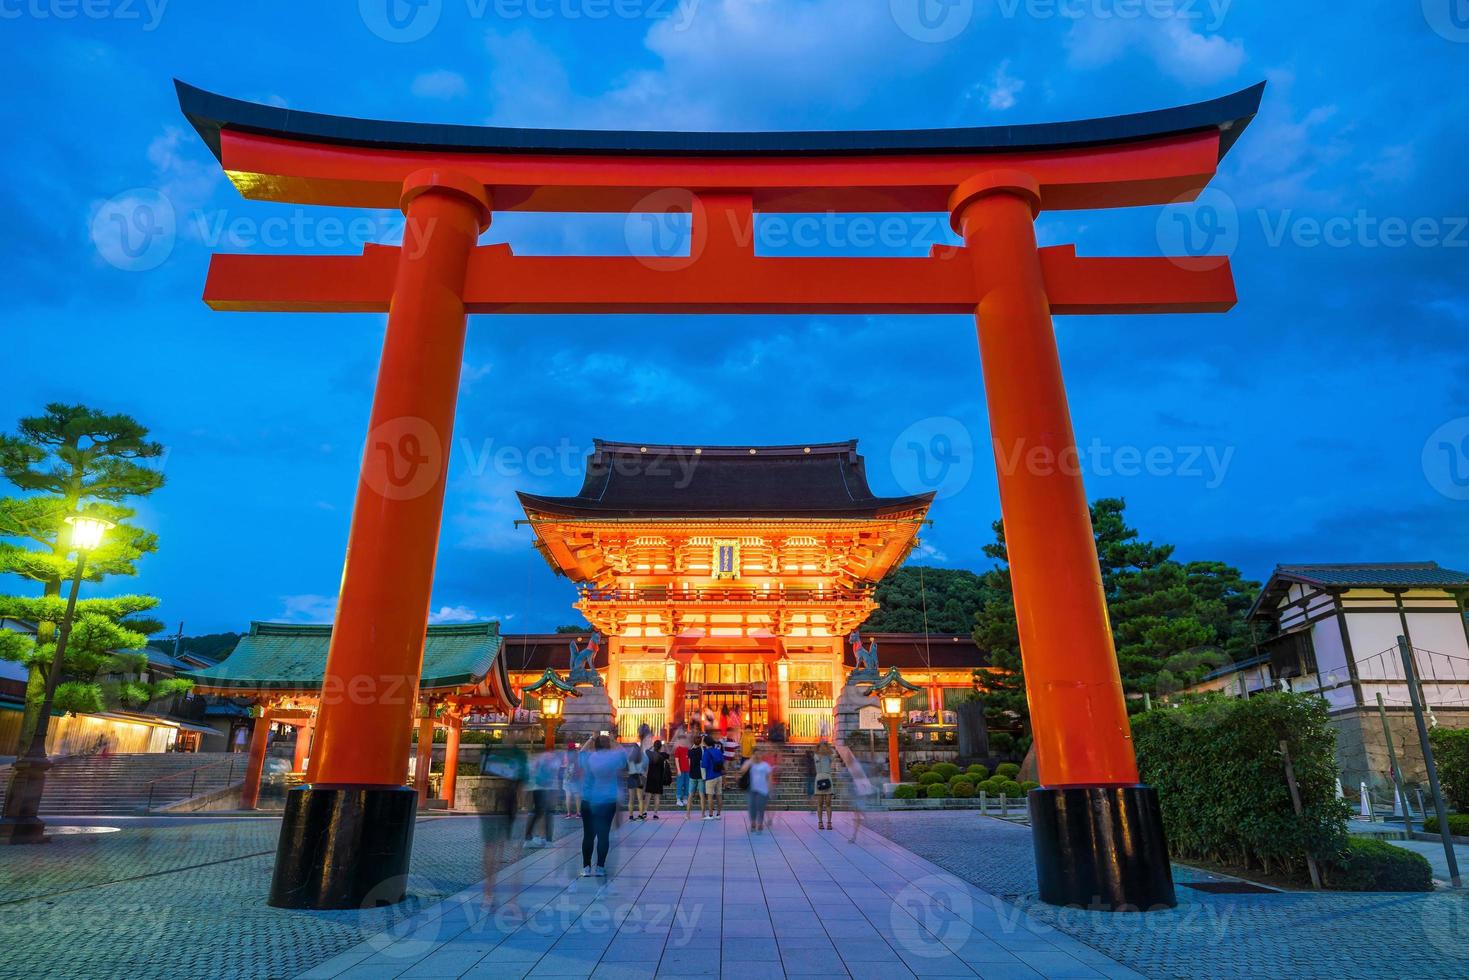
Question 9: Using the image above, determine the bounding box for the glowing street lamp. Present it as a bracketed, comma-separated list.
[523, 668, 579, 751]
[1, 512, 115, 845]
[868, 667, 920, 789]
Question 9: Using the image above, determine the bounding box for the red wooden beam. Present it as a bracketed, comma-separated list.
[201, 243, 1235, 316]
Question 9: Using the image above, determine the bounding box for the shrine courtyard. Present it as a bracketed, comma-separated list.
[2, 812, 1465, 980]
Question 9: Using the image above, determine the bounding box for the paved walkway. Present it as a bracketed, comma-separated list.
[873, 811, 1469, 979]
[301, 811, 1134, 980]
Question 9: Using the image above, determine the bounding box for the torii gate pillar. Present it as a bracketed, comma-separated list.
[953, 173, 1174, 910]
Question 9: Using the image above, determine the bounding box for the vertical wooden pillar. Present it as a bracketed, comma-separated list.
[239, 711, 272, 810]
[292, 724, 312, 772]
[951, 172, 1137, 789]
[305, 169, 491, 789]
[441, 717, 461, 808]
[414, 711, 435, 806]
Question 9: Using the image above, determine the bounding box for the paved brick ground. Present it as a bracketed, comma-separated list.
[303, 810, 1134, 980]
[0, 816, 489, 980]
[870, 811, 1469, 979]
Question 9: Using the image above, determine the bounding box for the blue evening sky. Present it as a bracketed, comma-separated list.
[2, 1, 1466, 635]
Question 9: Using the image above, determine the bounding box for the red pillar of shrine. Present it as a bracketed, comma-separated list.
[952, 172, 1176, 911]
[267, 169, 491, 910]
[291, 724, 312, 773]
[441, 719, 461, 809]
[414, 712, 435, 807]
[239, 712, 271, 810]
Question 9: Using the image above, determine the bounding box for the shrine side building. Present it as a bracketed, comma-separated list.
[515, 440, 988, 741]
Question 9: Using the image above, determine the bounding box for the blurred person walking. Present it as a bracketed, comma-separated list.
[740, 749, 774, 833]
[580, 734, 624, 877]
[563, 739, 584, 819]
[524, 748, 560, 848]
[686, 736, 705, 819]
[812, 740, 835, 830]
[643, 739, 671, 819]
[673, 732, 692, 807]
[626, 739, 648, 820]
[478, 743, 528, 907]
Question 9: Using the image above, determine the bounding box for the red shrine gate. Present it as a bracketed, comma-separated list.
[176, 79, 1263, 911]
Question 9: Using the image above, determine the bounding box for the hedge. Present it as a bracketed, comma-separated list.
[1325, 838, 1432, 892]
[917, 772, 946, 786]
[950, 781, 976, 798]
[994, 763, 1021, 780]
[1428, 727, 1469, 810]
[965, 764, 989, 780]
[1134, 692, 1351, 877]
[926, 784, 949, 799]
[1423, 813, 1469, 837]
[932, 762, 961, 779]
[892, 784, 919, 800]
[908, 762, 930, 778]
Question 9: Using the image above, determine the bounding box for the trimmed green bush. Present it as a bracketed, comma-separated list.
[918, 772, 945, 786]
[908, 762, 930, 777]
[994, 763, 1021, 780]
[925, 783, 949, 799]
[989, 732, 1014, 755]
[976, 778, 1003, 795]
[1326, 838, 1432, 892]
[1429, 727, 1469, 810]
[1423, 813, 1469, 837]
[950, 781, 976, 799]
[965, 764, 989, 780]
[997, 780, 1025, 798]
[932, 762, 961, 779]
[1134, 692, 1351, 878]
[1019, 780, 1041, 793]
[892, 783, 919, 800]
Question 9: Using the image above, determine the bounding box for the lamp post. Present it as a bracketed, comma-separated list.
[868, 668, 920, 789]
[523, 668, 579, 752]
[1, 513, 114, 845]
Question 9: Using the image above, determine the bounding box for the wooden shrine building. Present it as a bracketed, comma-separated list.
[518, 439, 984, 741]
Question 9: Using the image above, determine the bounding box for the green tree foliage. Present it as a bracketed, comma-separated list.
[1134, 692, 1352, 879]
[147, 631, 243, 663]
[864, 566, 986, 634]
[1428, 727, 1469, 810]
[971, 499, 1259, 736]
[0, 593, 181, 714]
[0, 405, 166, 730]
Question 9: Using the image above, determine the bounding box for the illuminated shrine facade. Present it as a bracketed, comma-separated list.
[516, 440, 982, 740]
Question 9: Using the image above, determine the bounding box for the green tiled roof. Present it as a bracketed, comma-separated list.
[1275, 562, 1469, 587]
[185, 621, 503, 691]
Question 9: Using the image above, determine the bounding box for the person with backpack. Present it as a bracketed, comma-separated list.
[626, 740, 648, 819]
[700, 734, 725, 820]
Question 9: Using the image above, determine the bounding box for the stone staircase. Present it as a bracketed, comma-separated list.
[0, 752, 246, 815]
[650, 744, 855, 811]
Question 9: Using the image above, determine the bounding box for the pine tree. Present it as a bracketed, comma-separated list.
[865, 566, 987, 633]
[0, 404, 166, 736]
[970, 499, 1259, 737]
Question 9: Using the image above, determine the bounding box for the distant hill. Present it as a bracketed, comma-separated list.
[148, 631, 244, 663]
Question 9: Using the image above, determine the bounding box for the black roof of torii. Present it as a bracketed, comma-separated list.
[175, 79, 1265, 163]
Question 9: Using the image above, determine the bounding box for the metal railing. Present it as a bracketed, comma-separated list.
[143, 755, 244, 814]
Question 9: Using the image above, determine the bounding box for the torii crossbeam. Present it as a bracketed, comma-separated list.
[176, 79, 1264, 913]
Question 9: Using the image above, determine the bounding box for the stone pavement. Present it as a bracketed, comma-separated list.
[303, 810, 1136, 980]
[872, 811, 1469, 980]
[0, 810, 1135, 980]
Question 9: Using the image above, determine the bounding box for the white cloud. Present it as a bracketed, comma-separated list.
[1065, 10, 1245, 85]
[429, 605, 481, 623]
[916, 541, 949, 563]
[412, 69, 468, 100]
[980, 60, 1024, 111]
[279, 594, 336, 624]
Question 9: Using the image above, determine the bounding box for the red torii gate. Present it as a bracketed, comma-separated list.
[176, 79, 1263, 911]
